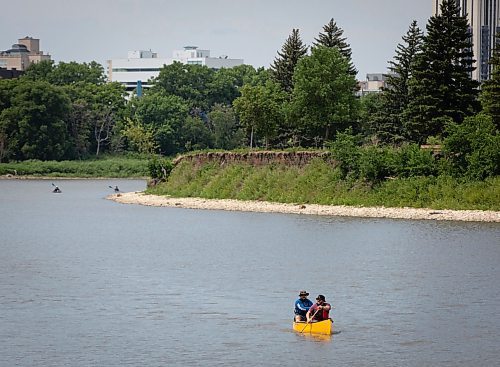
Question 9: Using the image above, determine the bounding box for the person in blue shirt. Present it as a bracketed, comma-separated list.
[294, 290, 313, 322]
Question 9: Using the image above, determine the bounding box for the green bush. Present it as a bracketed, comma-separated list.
[0, 156, 149, 177]
[443, 114, 500, 180]
[397, 143, 438, 177]
[359, 146, 398, 182]
[327, 129, 362, 178]
[148, 156, 174, 180]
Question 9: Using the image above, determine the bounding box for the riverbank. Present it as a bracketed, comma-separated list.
[108, 191, 500, 223]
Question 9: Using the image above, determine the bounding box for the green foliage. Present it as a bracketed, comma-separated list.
[327, 129, 362, 178]
[313, 18, 357, 75]
[152, 62, 214, 111]
[480, 32, 500, 129]
[374, 20, 423, 144]
[443, 114, 499, 180]
[396, 143, 437, 177]
[148, 156, 173, 180]
[233, 80, 288, 147]
[403, 0, 480, 143]
[1, 79, 71, 161]
[291, 46, 359, 144]
[0, 156, 149, 177]
[180, 116, 213, 151]
[146, 157, 500, 211]
[209, 104, 245, 150]
[23, 60, 106, 85]
[130, 92, 189, 155]
[358, 93, 385, 138]
[122, 118, 158, 154]
[270, 29, 308, 93]
[358, 146, 398, 183]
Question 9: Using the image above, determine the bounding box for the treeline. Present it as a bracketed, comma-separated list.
[0, 0, 498, 181]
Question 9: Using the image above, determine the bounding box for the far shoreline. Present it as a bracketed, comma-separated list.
[108, 191, 500, 223]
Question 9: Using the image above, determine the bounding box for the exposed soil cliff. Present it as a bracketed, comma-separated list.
[173, 151, 334, 167]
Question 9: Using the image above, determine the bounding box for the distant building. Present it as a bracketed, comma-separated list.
[107, 46, 244, 93]
[433, 0, 500, 82]
[0, 36, 51, 72]
[357, 73, 388, 96]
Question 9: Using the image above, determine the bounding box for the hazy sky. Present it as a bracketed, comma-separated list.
[2, 0, 431, 79]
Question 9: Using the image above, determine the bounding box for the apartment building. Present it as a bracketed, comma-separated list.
[433, 0, 500, 81]
[107, 46, 244, 92]
[0, 36, 51, 72]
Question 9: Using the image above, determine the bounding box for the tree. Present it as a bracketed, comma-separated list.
[443, 114, 499, 179]
[358, 92, 385, 140]
[480, 32, 500, 130]
[0, 80, 18, 161]
[290, 46, 359, 145]
[233, 80, 288, 148]
[179, 115, 213, 151]
[130, 92, 189, 155]
[208, 104, 244, 150]
[121, 118, 158, 154]
[403, 0, 480, 143]
[313, 18, 357, 76]
[61, 82, 127, 158]
[2, 79, 70, 160]
[22, 59, 55, 81]
[270, 29, 308, 93]
[152, 62, 214, 112]
[207, 65, 264, 107]
[24, 60, 106, 85]
[65, 99, 93, 158]
[373, 20, 424, 144]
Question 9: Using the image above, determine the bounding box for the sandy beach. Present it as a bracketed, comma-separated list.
[108, 191, 500, 223]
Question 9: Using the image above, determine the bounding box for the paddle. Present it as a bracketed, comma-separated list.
[300, 308, 320, 333]
[51, 183, 61, 193]
[109, 185, 119, 192]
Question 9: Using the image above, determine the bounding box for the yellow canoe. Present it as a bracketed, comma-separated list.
[293, 319, 333, 335]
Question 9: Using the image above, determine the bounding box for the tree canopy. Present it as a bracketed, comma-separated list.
[290, 46, 359, 145]
[313, 18, 357, 76]
[403, 0, 479, 143]
[270, 29, 308, 93]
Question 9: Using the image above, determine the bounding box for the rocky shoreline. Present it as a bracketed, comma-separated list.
[108, 191, 500, 223]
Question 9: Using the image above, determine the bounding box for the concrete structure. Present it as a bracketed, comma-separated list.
[433, 0, 500, 81]
[357, 73, 388, 96]
[107, 50, 171, 92]
[107, 46, 244, 93]
[0, 36, 51, 71]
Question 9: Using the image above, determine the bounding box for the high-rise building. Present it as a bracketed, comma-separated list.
[433, 0, 500, 81]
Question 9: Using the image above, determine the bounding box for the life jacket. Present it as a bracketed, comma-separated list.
[313, 302, 330, 321]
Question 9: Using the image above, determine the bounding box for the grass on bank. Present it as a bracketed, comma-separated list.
[146, 159, 500, 211]
[0, 156, 149, 178]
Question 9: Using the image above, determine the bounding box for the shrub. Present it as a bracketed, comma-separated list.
[397, 143, 438, 177]
[148, 156, 173, 180]
[443, 114, 500, 180]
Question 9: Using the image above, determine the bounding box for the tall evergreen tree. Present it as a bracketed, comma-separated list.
[313, 18, 357, 76]
[373, 20, 423, 144]
[402, 0, 480, 144]
[480, 32, 500, 130]
[270, 29, 308, 93]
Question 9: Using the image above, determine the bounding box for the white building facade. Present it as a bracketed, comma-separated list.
[433, 0, 500, 81]
[107, 46, 244, 92]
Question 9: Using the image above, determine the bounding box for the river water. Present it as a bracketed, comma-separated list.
[0, 179, 499, 366]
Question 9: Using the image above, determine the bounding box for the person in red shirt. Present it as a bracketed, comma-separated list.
[306, 294, 331, 322]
